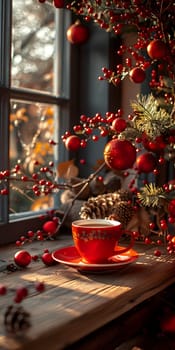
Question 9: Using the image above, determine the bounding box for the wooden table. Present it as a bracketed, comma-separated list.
[0, 234, 175, 350]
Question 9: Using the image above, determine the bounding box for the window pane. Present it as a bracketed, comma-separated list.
[11, 0, 56, 94]
[9, 100, 57, 214]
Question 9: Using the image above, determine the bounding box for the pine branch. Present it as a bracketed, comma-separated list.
[137, 183, 166, 208]
[131, 94, 174, 138]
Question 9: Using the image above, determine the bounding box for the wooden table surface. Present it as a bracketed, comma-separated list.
[0, 234, 175, 350]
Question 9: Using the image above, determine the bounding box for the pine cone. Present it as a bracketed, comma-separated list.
[80, 191, 130, 220]
[108, 201, 134, 228]
[4, 305, 30, 333]
[117, 189, 133, 201]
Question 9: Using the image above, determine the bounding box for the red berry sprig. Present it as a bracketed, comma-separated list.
[0, 281, 46, 304]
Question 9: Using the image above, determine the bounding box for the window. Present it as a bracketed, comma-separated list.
[0, 0, 71, 243]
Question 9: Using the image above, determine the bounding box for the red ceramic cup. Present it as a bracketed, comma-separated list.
[72, 219, 134, 264]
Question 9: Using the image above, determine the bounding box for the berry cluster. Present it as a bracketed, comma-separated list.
[13, 248, 56, 268]
[0, 160, 59, 197]
[15, 214, 60, 247]
[0, 281, 45, 304]
[13, 1, 175, 257]
[67, 1, 174, 93]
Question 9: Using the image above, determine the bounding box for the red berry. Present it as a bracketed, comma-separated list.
[149, 222, 155, 230]
[0, 285, 7, 295]
[129, 67, 146, 83]
[65, 135, 81, 151]
[32, 255, 39, 261]
[42, 252, 56, 266]
[35, 282, 45, 292]
[1, 188, 9, 195]
[14, 294, 23, 303]
[145, 237, 151, 244]
[154, 249, 161, 257]
[14, 250, 32, 267]
[147, 40, 168, 60]
[42, 220, 57, 234]
[112, 118, 127, 133]
[160, 220, 168, 230]
[66, 21, 89, 45]
[16, 286, 28, 299]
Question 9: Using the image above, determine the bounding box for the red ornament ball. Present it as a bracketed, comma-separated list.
[129, 67, 146, 83]
[42, 220, 57, 234]
[147, 39, 168, 60]
[136, 152, 156, 173]
[14, 250, 32, 267]
[104, 139, 136, 170]
[65, 135, 81, 151]
[53, 0, 64, 8]
[66, 21, 89, 45]
[112, 118, 127, 133]
[42, 252, 56, 266]
[168, 199, 175, 218]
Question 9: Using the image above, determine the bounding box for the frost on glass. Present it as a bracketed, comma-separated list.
[11, 0, 55, 93]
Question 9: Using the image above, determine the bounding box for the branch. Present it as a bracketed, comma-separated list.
[57, 161, 106, 230]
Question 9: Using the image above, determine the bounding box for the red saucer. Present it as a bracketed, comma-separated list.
[52, 245, 139, 273]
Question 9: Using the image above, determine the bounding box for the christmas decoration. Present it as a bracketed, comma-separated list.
[0, 0, 174, 260]
[104, 139, 136, 170]
[14, 250, 32, 268]
[4, 305, 30, 333]
[136, 152, 157, 173]
[66, 20, 89, 45]
[80, 189, 150, 235]
[42, 220, 58, 235]
[147, 39, 168, 60]
[41, 251, 56, 266]
[64, 134, 81, 151]
[129, 67, 146, 84]
[53, 0, 64, 8]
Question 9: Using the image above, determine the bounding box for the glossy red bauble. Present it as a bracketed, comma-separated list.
[147, 39, 168, 60]
[65, 135, 81, 151]
[112, 118, 127, 133]
[42, 252, 56, 266]
[14, 250, 32, 267]
[104, 139, 136, 170]
[136, 152, 156, 173]
[53, 0, 64, 8]
[66, 21, 89, 45]
[43, 220, 57, 234]
[129, 67, 146, 83]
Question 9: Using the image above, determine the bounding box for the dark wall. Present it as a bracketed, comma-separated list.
[69, 22, 121, 177]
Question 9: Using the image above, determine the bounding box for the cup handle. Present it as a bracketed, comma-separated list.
[115, 230, 135, 254]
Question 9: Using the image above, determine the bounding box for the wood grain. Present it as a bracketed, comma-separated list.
[0, 236, 175, 350]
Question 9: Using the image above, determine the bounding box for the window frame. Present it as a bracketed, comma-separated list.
[0, 0, 71, 244]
